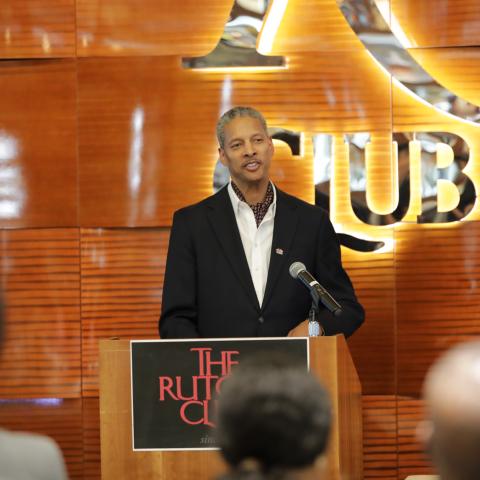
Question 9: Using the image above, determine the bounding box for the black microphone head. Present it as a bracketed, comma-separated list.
[289, 261, 306, 279]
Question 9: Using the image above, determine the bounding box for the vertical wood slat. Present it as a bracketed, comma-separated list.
[80, 228, 167, 396]
[0, 59, 78, 228]
[397, 397, 436, 480]
[343, 248, 396, 395]
[395, 223, 480, 396]
[76, 0, 231, 57]
[0, 229, 81, 398]
[78, 50, 392, 227]
[83, 397, 101, 479]
[362, 395, 398, 479]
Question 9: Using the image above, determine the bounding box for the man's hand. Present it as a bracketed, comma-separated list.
[288, 319, 309, 337]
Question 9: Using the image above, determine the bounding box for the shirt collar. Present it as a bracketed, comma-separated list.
[227, 182, 277, 216]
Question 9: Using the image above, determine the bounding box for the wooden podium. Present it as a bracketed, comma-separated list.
[99, 336, 363, 479]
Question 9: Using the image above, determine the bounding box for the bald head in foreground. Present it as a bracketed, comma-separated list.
[419, 341, 480, 480]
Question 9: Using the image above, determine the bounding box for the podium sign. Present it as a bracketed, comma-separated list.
[131, 338, 308, 451]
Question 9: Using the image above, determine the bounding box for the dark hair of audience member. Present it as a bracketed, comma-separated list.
[215, 355, 331, 480]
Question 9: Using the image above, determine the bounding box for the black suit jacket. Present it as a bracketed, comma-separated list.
[159, 186, 364, 338]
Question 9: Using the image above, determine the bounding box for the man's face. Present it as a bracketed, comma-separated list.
[219, 116, 274, 190]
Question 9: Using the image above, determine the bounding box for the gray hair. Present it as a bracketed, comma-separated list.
[216, 106, 268, 149]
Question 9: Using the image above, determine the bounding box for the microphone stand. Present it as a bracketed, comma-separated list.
[308, 301, 324, 337]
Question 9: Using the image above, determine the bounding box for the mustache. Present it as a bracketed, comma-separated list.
[242, 159, 262, 167]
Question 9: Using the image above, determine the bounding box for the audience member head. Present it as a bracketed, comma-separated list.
[216, 106, 268, 149]
[215, 355, 331, 480]
[419, 341, 480, 480]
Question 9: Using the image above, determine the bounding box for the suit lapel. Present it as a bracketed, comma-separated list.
[206, 187, 260, 311]
[262, 189, 299, 311]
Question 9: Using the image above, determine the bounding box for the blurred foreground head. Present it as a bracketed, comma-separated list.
[216, 356, 331, 480]
[419, 341, 480, 480]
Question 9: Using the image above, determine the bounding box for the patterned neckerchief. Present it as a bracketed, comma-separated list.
[231, 181, 274, 227]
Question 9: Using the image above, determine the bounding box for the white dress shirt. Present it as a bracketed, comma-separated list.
[227, 182, 277, 307]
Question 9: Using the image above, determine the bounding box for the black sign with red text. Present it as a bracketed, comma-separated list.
[131, 338, 308, 450]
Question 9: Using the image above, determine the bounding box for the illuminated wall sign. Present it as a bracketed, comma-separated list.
[191, 0, 479, 252]
[214, 129, 476, 252]
[337, 0, 480, 124]
[315, 131, 474, 225]
[182, 0, 286, 69]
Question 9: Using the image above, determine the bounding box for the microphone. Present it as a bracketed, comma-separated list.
[289, 262, 342, 316]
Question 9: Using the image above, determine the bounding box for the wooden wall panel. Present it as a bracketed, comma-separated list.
[342, 248, 396, 395]
[362, 395, 398, 479]
[0, 59, 77, 228]
[78, 50, 391, 227]
[83, 398, 100, 479]
[408, 47, 480, 107]
[80, 228, 166, 396]
[0, 0, 75, 59]
[76, 0, 231, 57]
[395, 223, 480, 396]
[271, 0, 364, 53]
[0, 398, 83, 479]
[397, 397, 436, 480]
[75, 0, 370, 58]
[391, 0, 480, 48]
[77, 56, 216, 227]
[0, 228, 81, 398]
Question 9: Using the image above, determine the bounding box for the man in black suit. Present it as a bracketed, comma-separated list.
[159, 106, 364, 338]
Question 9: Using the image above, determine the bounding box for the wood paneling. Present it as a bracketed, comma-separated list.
[362, 395, 397, 480]
[0, 398, 83, 479]
[391, 0, 480, 48]
[397, 397, 436, 480]
[76, 0, 232, 57]
[78, 50, 391, 226]
[80, 228, 166, 396]
[343, 247, 396, 395]
[395, 223, 480, 396]
[75, 0, 369, 58]
[0, 59, 77, 228]
[408, 47, 480, 107]
[0, 0, 75, 58]
[271, 0, 364, 54]
[0, 228, 81, 398]
[83, 398, 100, 479]
[77, 56, 216, 227]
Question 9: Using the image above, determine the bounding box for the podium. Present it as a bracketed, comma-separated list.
[99, 336, 363, 479]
